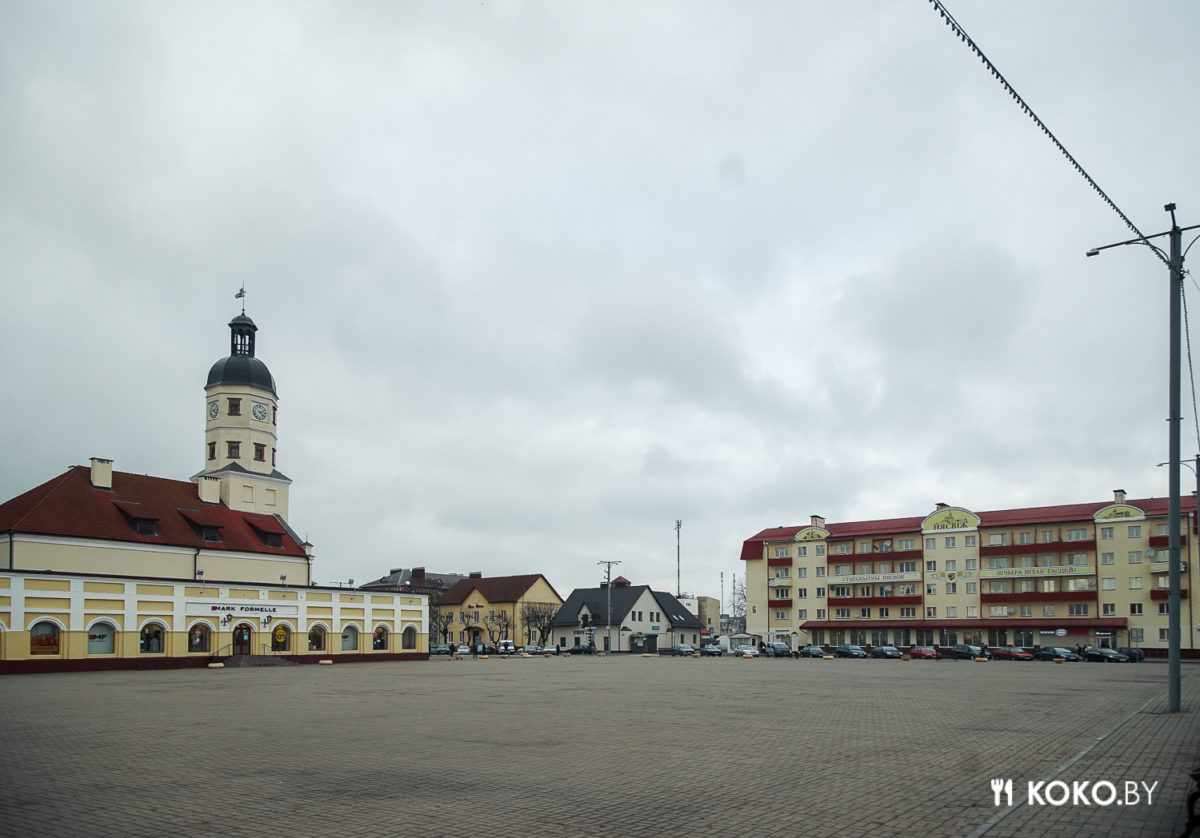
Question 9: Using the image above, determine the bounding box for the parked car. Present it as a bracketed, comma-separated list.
[763, 642, 794, 658]
[871, 645, 902, 659]
[991, 646, 1033, 661]
[798, 645, 827, 658]
[519, 645, 541, 655]
[543, 644, 560, 655]
[430, 644, 451, 655]
[566, 644, 595, 655]
[835, 644, 867, 658]
[672, 644, 696, 656]
[700, 644, 722, 656]
[1084, 647, 1129, 663]
[734, 645, 759, 657]
[948, 644, 991, 660]
[1117, 646, 1146, 662]
[482, 644, 498, 655]
[1032, 646, 1082, 661]
[908, 646, 938, 659]
[497, 640, 518, 655]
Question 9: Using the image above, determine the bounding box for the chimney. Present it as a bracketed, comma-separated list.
[412, 567, 426, 583]
[1114, 489, 1126, 504]
[811, 515, 825, 528]
[89, 458, 113, 489]
[197, 475, 221, 504]
[469, 571, 482, 579]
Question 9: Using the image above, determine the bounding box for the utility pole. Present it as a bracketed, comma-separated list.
[597, 560, 621, 653]
[1088, 203, 1200, 712]
[675, 519, 682, 596]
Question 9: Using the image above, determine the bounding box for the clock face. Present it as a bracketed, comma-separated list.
[252, 403, 269, 421]
[207, 402, 219, 420]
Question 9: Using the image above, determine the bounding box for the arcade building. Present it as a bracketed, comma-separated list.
[0, 311, 428, 673]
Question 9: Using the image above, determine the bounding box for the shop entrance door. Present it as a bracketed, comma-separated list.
[233, 625, 253, 655]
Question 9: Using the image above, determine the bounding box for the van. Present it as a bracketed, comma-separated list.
[497, 640, 517, 655]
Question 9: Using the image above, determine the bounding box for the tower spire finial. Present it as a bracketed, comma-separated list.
[235, 284, 246, 314]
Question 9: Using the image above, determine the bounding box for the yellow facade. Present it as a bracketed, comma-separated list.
[440, 576, 563, 649]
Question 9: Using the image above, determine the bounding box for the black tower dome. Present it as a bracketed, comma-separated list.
[206, 314, 278, 396]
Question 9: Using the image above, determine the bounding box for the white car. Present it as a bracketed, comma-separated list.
[519, 645, 541, 655]
[734, 645, 760, 657]
[542, 645, 561, 655]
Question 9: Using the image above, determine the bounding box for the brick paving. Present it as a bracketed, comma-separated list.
[0, 655, 1195, 838]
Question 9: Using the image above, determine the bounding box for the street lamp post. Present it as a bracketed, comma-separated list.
[1089, 204, 1200, 712]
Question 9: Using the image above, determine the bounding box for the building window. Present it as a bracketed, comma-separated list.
[188, 624, 211, 653]
[859, 608, 870, 618]
[816, 587, 825, 598]
[816, 545, 826, 556]
[1100, 526, 1114, 539]
[944, 536, 956, 548]
[1040, 529, 1055, 543]
[1018, 531, 1033, 545]
[966, 606, 978, 618]
[988, 581, 1010, 594]
[816, 609, 826, 619]
[773, 568, 790, 579]
[899, 561, 916, 573]
[832, 586, 851, 597]
[1019, 605, 1032, 617]
[964, 535, 977, 547]
[1130, 603, 1143, 616]
[1160, 628, 1170, 642]
[1067, 553, 1089, 566]
[798, 609, 808, 620]
[1102, 603, 1116, 616]
[798, 546, 807, 557]
[1019, 579, 1036, 593]
[925, 607, 937, 618]
[989, 557, 1006, 569]
[140, 624, 164, 653]
[227, 441, 241, 459]
[772, 546, 789, 558]
[988, 533, 1008, 546]
[1065, 528, 1087, 541]
[87, 622, 116, 655]
[1129, 577, 1143, 590]
[1042, 605, 1055, 617]
[1068, 604, 1089, 616]
[945, 560, 957, 571]
[989, 605, 1008, 617]
[925, 538, 936, 550]
[341, 626, 359, 651]
[834, 565, 850, 576]
[403, 626, 417, 649]
[1130, 628, 1144, 643]
[797, 588, 807, 599]
[372, 627, 388, 650]
[925, 560, 937, 571]
[207, 442, 216, 461]
[1101, 552, 1115, 565]
[815, 567, 826, 577]
[271, 626, 291, 652]
[133, 518, 157, 536]
[835, 543, 851, 555]
[228, 398, 241, 415]
[925, 584, 937, 596]
[946, 606, 957, 617]
[900, 538, 915, 550]
[900, 607, 916, 618]
[1101, 577, 1116, 590]
[945, 583, 957, 595]
[797, 567, 807, 578]
[1159, 603, 1170, 615]
[775, 610, 788, 620]
[858, 542, 871, 554]
[306, 627, 326, 651]
[965, 558, 977, 570]
[966, 582, 977, 594]
[254, 443, 266, 462]
[1128, 551, 1142, 564]
[878, 608, 889, 618]
[1128, 525, 1142, 538]
[29, 621, 60, 655]
[835, 608, 850, 619]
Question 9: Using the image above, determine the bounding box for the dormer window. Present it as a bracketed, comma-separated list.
[179, 509, 223, 544]
[133, 517, 157, 536]
[114, 501, 159, 537]
[246, 515, 288, 549]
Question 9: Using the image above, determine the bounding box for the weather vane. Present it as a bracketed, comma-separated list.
[235, 284, 246, 314]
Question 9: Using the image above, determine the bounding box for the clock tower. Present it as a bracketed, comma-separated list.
[195, 312, 292, 519]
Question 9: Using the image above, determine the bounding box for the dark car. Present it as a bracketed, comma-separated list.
[871, 645, 903, 659]
[798, 645, 827, 658]
[1084, 647, 1129, 663]
[431, 644, 451, 655]
[835, 644, 867, 658]
[566, 644, 595, 655]
[1033, 646, 1082, 661]
[763, 642, 794, 658]
[991, 646, 1033, 661]
[948, 644, 991, 660]
[672, 644, 696, 656]
[700, 644, 722, 657]
[1117, 646, 1146, 662]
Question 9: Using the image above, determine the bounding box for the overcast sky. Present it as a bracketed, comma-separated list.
[3, 1, 1199, 605]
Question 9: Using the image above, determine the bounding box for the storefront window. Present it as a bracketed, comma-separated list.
[30, 621, 60, 655]
[372, 627, 388, 650]
[308, 626, 326, 651]
[188, 624, 211, 653]
[140, 624, 164, 653]
[271, 625, 291, 652]
[341, 626, 359, 651]
[88, 623, 116, 655]
[402, 626, 417, 649]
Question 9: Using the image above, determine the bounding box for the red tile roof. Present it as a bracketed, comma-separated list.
[0, 465, 307, 558]
[437, 574, 557, 606]
[741, 495, 1197, 561]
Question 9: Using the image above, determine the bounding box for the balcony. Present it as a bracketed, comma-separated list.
[1150, 589, 1188, 601]
[980, 539, 1096, 556]
[826, 595, 922, 607]
[1149, 535, 1188, 549]
[767, 598, 793, 609]
[767, 557, 792, 567]
[980, 590, 1097, 603]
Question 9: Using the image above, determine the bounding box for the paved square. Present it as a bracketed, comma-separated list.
[0, 656, 1195, 838]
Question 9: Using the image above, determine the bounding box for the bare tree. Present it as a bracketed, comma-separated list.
[460, 609, 481, 647]
[520, 601, 559, 646]
[730, 576, 747, 634]
[429, 604, 454, 643]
